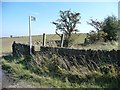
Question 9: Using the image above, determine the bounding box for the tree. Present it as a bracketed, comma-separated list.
[118, 20, 120, 47]
[52, 10, 81, 47]
[87, 30, 98, 44]
[87, 19, 103, 40]
[102, 15, 119, 41]
[85, 18, 109, 45]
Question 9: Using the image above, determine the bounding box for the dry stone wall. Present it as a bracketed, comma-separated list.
[40, 46, 120, 65]
[12, 42, 120, 66]
[12, 41, 35, 56]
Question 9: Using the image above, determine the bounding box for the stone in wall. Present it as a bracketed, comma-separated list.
[12, 42, 120, 66]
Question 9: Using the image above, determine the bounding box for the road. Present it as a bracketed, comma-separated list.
[0, 54, 36, 88]
[0, 65, 14, 89]
[0, 53, 13, 89]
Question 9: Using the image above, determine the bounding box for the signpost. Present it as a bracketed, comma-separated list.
[29, 16, 36, 55]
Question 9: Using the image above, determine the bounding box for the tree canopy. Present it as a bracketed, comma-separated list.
[102, 15, 119, 41]
[52, 10, 81, 47]
[87, 15, 119, 42]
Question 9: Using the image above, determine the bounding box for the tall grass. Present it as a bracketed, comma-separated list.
[2, 52, 120, 88]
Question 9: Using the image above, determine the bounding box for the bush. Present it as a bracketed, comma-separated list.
[84, 31, 107, 45]
[102, 15, 119, 41]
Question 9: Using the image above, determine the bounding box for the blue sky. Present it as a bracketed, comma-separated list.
[2, 2, 118, 37]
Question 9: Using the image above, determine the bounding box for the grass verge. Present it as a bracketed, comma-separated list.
[2, 53, 120, 88]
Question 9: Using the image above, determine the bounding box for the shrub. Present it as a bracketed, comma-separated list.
[84, 31, 107, 45]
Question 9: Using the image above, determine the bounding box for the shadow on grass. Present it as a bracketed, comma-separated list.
[2, 55, 21, 62]
[2, 54, 120, 88]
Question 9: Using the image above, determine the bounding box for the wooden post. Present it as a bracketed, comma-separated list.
[60, 34, 64, 47]
[43, 33, 46, 46]
[12, 41, 16, 56]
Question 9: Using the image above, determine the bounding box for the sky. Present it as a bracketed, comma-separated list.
[2, 2, 118, 37]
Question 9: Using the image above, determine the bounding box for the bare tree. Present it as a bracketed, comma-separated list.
[87, 19, 103, 40]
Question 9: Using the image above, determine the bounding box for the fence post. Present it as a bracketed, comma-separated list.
[60, 34, 64, 47]
[43, 33, 46, 46]
[12, 41, 16, 56]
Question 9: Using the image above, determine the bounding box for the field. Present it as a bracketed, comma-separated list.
[1, 33, 119, 54]
[1, 34, 58, 54]
[1, 33, 87, 54]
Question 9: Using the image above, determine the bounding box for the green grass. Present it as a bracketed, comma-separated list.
[1, 58, 79, 88]
[79, 44, 118, 50]
[1, 33, 119, 54]
[2, 53, 120, 88]
[1, 33, 87, 53]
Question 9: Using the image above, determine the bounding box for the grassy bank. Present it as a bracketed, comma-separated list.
[2, 53, 120, 88]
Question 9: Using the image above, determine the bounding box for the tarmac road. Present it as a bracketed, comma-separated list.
[0, 54, 36, 88]
[0, 53, 13, 89]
